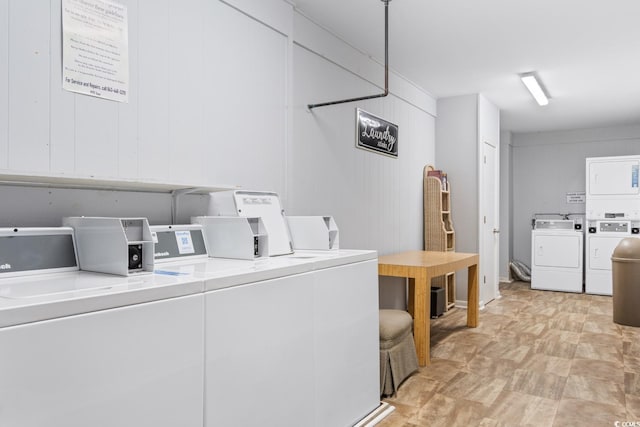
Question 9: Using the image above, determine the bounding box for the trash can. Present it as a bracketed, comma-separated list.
[431, 286, 445, 318]
[612, 237, 640, 327]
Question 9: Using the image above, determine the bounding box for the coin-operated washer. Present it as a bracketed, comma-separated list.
[208, 190, 294, 256]
[531, 219, 583, 293]
[203, 191, 380, 427]
[0, 225, 204, 427]
[63, 217, 156, 276]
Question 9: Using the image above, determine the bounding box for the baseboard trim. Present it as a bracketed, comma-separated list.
[454, 299, 487, 310]
[499, 276, 513, 283]
[355, 401, 395, 427]
[454, 299, 467, 309]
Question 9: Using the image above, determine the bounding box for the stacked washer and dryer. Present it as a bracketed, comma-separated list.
[585, 155, 640, 295]
[531, 155, 640, 295]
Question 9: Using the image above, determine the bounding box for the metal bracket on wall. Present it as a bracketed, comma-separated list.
[307, 0, 392, 110]
[171, 188, 200, 225]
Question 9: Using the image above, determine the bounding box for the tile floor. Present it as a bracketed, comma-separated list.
[378, 281, 640, 427]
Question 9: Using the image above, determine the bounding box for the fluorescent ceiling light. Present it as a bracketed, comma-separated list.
[520, 72, 550, 106]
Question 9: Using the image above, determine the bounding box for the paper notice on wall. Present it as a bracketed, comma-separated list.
[566, 191, 586, 204]
[62, 0, 129, 102]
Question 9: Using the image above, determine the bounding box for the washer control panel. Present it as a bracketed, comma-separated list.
[587, 220, 635, 234]
[600, 222, 628, 233]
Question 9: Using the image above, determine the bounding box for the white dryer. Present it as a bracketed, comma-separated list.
[586, 155, 640, 220]
[585, 220, 639, 295]
[531, 220, 583, 293]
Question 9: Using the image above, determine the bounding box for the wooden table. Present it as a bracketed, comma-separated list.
[378, 250, 479, 366]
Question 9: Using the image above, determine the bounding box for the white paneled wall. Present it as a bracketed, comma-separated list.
[0, 0, 6, 170]
[168, 0, 204, 184]
[137, 0, 170, 181]
[118, 0, 140, 178]
[50, 0, 76, 174]
[8, 0, 51, 172]
[0, 0, 289, 192]
[202, 0, 287, 192]
[0, 185, 209, 227]
[0, 0, 437, 278]
[290, 42, 435, 255]
[221, 0, 292, 34]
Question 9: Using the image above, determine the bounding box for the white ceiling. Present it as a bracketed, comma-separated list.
[292, 0, 640, 133]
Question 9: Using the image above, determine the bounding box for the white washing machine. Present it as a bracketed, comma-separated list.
[585, 220, 639, 295]
[0, 227, 205, 427]
[150, 223, 380, 427]
[531, 220, 583, 293]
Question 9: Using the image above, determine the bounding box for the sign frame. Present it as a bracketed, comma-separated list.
[355, 108, 398, 158]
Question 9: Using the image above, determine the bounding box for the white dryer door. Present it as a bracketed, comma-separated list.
[533, 233, 582, 268]
[589, 236, 626, 270]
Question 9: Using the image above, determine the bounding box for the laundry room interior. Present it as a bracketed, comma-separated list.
[1, 1, 640, 426]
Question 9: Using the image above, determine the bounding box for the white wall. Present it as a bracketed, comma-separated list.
[289, 21, 436, 253]
[435, 94, 500, 305]
[0, 185, 208, 226]
[499, 130, 513, 281]
[511, 124, 640, 266]
[290, 13, 436, 309]
[0, 0, 289, 192]
[435, 95, 478, 303]
[0, 0, 437, 310]
[435, 95, 478, 253]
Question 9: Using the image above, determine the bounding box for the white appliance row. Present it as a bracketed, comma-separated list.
[0, 203, 379, 426]
[530, 155, 640, 295]
[585, 155, 640, 295]
[152, 225, 380, 427]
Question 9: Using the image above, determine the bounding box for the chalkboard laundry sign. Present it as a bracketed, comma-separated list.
[356, 108, 398, 158]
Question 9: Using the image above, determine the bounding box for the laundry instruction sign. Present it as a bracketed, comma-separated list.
[566, 191, 586, 204]
[62, 0, 129, 102]
[356, 109, 398, 157]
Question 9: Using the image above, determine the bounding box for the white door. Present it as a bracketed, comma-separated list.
[534, 233, 583, 268]
[481, 141, 499, 305]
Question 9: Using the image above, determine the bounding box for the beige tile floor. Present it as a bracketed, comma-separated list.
[378, 281, 640, 427]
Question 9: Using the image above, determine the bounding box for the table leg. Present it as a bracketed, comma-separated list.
[407, 278, 415, 318]
[467, 263, 479, 327]
[411, 269, 430, 366]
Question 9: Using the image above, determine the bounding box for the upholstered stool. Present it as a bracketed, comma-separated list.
[379, 309, 419, 396]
